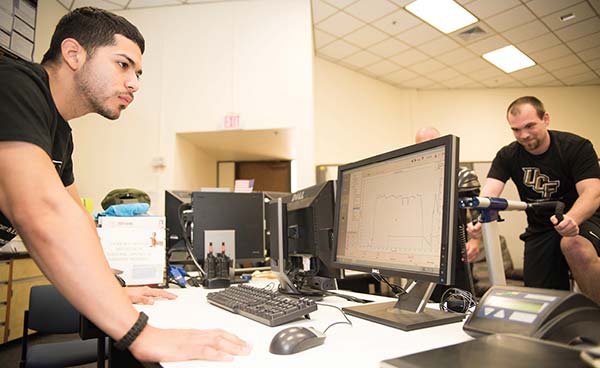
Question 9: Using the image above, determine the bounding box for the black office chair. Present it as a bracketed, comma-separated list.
[20, 284, 106, 368]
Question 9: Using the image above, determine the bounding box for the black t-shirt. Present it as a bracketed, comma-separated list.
[488, 130, 600, 232]
[0, 56, 74, 245]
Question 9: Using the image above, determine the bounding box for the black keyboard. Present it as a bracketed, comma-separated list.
[206, 284, 317, 327]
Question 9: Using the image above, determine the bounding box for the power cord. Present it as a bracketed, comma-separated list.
[371, 273, 407, 297]
[316, 303, 353, 334]
[439, 288, 477, 314]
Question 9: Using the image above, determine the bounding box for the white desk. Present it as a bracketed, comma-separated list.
[136, 280, 473, 368]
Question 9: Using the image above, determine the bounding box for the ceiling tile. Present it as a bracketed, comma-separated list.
[485, 5, 536, 33]
[388, 0, 413, 6]
[436, 48, 477, 65]
[407, 59, 446, 74]
[72, 0, 124, 10]
[541, 54, 581, 71]
[467, 34, 508, 54]
[481, 74, 518, 87]
[383, 68, 420, 83]
[372, 9, 421, 36]
[416, 37, 460, 57]
[337, 60, 361, 70]
[312, 0, 338, 23]
[587, 58, 600, 70]
[469, 65, 504, 81]
[529, 44, 573, 64]
[427, 67, 461, 82]
[342, 50, 381, 68]
[368, 37, 410, 57]
[540, 2, 595, 31]
[522, 73, 560, 86]
[555, 17, 600, 42]
[314, 29, 337, 49]
[509, 65, 546, 79]
[516, 33, 562, 54]
[453, 57, 490, 73]
[567, 32, 600, 52]
[322, 0, 358, 9]
[441, 75, 476, 88]
[580, 78, 600, 85]
[107, 0, 129, 5]
[388, 48, 429, 66]
[396, 24, 442, 47]
[346, 25, 389, 48]
[503, 20, 550, 44]
[344, 0, 399, 23]
[399, 76, 436, 88]
[58, 0, 73, 8]
[552, 63, 591, 79]
[578, 45, 600, 62]
[558, 71, 599, 85]
[128, 0, 182, 7]
[526, 0, 582, 18]
[316, 11, 364, 37]
[317, 39, 361, 59]
[363, 59, 401, 76]
[464, 0, 520, 19]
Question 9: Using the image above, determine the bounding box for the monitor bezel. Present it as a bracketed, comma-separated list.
[332, 135, 459, 286]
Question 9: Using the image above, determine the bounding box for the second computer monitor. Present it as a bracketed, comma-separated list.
[192, 192, 265, 263]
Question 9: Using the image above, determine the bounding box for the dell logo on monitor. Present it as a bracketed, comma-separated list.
[291, 191, 305, 202]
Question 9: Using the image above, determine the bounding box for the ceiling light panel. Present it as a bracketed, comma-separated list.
[405, 0, 478, 34]
[482, 45, 536, 73]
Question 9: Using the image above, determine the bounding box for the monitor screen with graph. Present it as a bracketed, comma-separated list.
[334, 134, 459, 286]
[332, 135, 461, 330]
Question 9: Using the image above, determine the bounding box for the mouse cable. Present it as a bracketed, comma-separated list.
[439, 287, 477, 314]
[316, 303, 353, 334]
[321, 290, 370, 304]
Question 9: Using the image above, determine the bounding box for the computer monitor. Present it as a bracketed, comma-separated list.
[164, 190, 192, 249]
[333, 135, 464, 330]
[266, 181, 341, 294]
[191, 192, 265, 263]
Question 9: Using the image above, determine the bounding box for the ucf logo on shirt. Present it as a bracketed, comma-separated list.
[522, 167, 560, 198]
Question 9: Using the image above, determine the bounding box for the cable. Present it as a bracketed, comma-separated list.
[316, 303, 353, 334]
[177, 202, 206, 277]
[439, 288, 477, 314]
[371, 273, 407, 297]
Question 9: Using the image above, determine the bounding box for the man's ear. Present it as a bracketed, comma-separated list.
[60, 38, 86, 71]
[543, 112, 550, 126]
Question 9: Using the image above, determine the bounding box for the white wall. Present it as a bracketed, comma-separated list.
[67, 0, 313, 213]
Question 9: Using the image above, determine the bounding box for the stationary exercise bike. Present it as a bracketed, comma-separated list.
[459, 197, 564, 286]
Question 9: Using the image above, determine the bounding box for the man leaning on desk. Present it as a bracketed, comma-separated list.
[0, 7, 251, 363]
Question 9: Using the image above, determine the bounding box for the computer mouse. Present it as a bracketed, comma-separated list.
[269, 326, 326, 355]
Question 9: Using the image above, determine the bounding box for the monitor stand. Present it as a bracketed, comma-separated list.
[342, 280, 464, 331]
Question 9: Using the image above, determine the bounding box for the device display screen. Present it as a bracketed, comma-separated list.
[485, 295, 546, 314]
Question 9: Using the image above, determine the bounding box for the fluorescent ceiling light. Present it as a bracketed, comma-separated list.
[483, 45, 536, 73]
[405, 0, 478, 34]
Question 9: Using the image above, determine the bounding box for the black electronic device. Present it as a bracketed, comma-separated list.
[164, 190, 192, 249]
[269, 326, 326, 355]
[191, 192, 265, 263]
[332, 135, 463, 330]
[206, 284, 317, 327]
[266, 181, 341, 295]
[463, 285, 600, 346]
[380, 334, 589, 368]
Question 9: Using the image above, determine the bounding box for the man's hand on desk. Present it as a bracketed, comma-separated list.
[130, 326, 252, 362]
[125, 286, 177, 305]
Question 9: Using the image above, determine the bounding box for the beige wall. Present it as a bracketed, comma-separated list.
[315, 58, 600, 164]
[33, 0, 66, 62]
[62, 0, 313, 213]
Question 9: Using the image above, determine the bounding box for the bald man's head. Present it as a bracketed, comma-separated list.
[415, 127, 440, 143]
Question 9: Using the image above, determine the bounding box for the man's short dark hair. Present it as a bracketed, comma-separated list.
[41, 7, 145, 65]
[507, 96, 546, 120]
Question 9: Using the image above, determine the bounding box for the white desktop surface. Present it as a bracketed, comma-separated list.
[136, 280, 473, 368]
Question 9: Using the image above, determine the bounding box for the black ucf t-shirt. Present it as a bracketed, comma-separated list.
[488, 130, 600, 232]
[0, 56, 74, 245]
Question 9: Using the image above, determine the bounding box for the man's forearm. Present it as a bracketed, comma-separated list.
[567, 190, 600, 225]
[12, 187, 138, 342]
